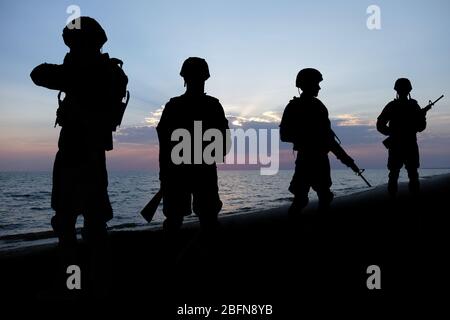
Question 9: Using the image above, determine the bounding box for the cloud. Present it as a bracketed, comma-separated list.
[331, 121, 380, 146]
[231, 112, 381, 148]
[107, 111, 450, 170]
[114, 125, 158, 145]
[114, 111, 380, 147]
[228, 111, 282, 126]
[333, 114, 375, 127]
[144, 105, 165, 127]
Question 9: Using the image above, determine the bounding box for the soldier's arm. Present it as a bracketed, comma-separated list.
[30, 63, 67, 91]
[30, 63, 68, 91]
[330, 140, 359, 173]
[414, 102, 427, 133]
[216, 101, 231, 157]
[322, 101, 338, 152]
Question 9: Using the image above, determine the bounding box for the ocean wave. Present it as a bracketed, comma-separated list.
[272, 197, 294, 202]
[0, 223, 24, 230]
[108, 223, 144, 230]
[0, 229, 56, 242]
[10, 194, 34, 198]
[30, 207, 50, 211]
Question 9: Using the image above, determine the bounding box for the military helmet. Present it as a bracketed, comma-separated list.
[180, 57, 210, 81]
[394, 78, 412, 92]
[62, 16, 107, 49]
[296, 68, 323, 88]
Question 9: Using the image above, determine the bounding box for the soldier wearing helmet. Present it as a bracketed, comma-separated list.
[30, 17, 128, 282]
[157, 57, 230, 233]
[280, 68, 359, 216]
[377, 78, 426, 196]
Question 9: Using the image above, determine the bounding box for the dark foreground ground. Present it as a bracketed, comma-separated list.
[1, 174, 449, 316]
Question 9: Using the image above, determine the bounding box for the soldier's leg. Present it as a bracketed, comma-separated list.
[83, 210, 111, 297]
[406, 169, 420, 194]
[162, 185, 191, 233]
[388, 169, 401, 196]
[159, 183, 192, 266]
[387, 148, 402, 196]
[317, 189, 334, 211]
[82, 212, 108, 244]
[288, 156, 310, 215]
[194, 195, 222, 229]
[82, 190, 111, 244]
[405, 144, 420, 194]
[50, 152, 81, 291]
[51, 211, 77, 248]
[51, 151, 78, 247]
[313, 155, 334, 211]
[193, 169, 222, 232]
[191, 169, 223, 263]
[51, 211, 78, 290]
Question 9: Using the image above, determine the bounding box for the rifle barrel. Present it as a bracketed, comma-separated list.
[361, 174, 372, 187]
[432, 95, 444, 105]
[357, 171, 372, 188]
[428, 95, 444, 108]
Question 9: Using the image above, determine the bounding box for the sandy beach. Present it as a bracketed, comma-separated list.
[1, 173, 448, 314]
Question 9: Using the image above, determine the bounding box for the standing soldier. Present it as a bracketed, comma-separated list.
[280, 68, 360, 216]
[377, 78, 426, 196]
[157, 57, 230, 233]
[30, 17, 128, 291]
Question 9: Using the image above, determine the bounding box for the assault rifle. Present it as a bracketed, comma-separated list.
[382, 94, 444, 149]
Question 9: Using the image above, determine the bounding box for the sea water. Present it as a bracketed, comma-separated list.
[1, 168, 449, 251]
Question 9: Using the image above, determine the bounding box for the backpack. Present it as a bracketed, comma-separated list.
[55, 56, 129, 132]
[107, 57, 130, 132]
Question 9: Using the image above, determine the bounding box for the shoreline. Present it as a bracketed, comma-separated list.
[1, 171, 449, 255]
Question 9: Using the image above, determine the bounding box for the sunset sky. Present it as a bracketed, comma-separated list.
[1, 0, 449, 171]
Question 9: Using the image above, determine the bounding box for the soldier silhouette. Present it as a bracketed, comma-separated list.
[377, 78, 426, 196]
[280, 68, 360, 216]
[30, 17, 128, 292]
[157, 57, 230, 233]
